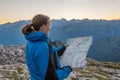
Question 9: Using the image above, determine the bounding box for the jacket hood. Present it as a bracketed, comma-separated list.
[25, 32, 48, 42]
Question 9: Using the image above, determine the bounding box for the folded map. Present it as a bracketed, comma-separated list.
[60, 36, 92, 69]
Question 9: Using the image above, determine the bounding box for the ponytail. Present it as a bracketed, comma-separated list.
[21, 24, 35, 35]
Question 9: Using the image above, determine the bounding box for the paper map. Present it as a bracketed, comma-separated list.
[60, 36, 92, 69]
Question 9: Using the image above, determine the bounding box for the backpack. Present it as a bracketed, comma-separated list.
[45, 40, 65, 80]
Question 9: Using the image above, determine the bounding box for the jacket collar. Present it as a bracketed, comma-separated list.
[25, 32, 48, 42]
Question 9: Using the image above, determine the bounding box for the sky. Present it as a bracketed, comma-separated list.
[0, 0, 120, 24]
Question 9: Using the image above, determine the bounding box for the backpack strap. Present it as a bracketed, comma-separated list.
[48, 42, 58, 68]
[45, 43, 58, 80]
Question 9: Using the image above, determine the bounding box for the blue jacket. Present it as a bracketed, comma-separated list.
[25, 32, 72, 80]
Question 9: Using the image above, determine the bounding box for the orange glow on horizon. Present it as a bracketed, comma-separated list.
[0, 17, 120, 25]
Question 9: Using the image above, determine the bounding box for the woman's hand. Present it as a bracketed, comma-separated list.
[64, 44, 69, 48]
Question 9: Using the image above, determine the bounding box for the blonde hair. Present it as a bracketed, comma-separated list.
[21, 14, 49, 35]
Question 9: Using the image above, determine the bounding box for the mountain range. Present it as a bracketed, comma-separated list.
[0, 19, 120, 62]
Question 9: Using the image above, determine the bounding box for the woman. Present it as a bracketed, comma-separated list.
[21, 14, 72, 80]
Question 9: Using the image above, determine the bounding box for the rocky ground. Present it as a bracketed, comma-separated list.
[66, 58, 120, 80]
[0, 45, 120, 80]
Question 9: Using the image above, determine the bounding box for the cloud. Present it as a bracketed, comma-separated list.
[117, 0, 120, 3]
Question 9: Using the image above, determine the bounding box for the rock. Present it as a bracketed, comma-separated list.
[0, 45, 120, 80]
[0, 45, 25, 65]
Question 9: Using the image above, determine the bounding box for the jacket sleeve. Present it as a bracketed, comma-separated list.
[34, 43, 49, 80]
[56, 66, 72, 80]
[56, 45, 65, 52]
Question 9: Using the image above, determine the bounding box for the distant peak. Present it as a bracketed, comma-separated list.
[61, 18, 67, 21]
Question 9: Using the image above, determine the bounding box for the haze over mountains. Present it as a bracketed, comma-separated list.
[0, 19, 120, 62]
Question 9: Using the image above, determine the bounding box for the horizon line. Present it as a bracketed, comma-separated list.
[0, 18, 120, 25]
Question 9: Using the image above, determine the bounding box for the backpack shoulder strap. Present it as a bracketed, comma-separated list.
[45, 43, 58, 80]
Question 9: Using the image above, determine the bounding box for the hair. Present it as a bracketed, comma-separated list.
[21, 14, 49, 35]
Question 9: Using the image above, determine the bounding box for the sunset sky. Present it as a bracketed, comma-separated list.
[0, 0, 120, 24]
